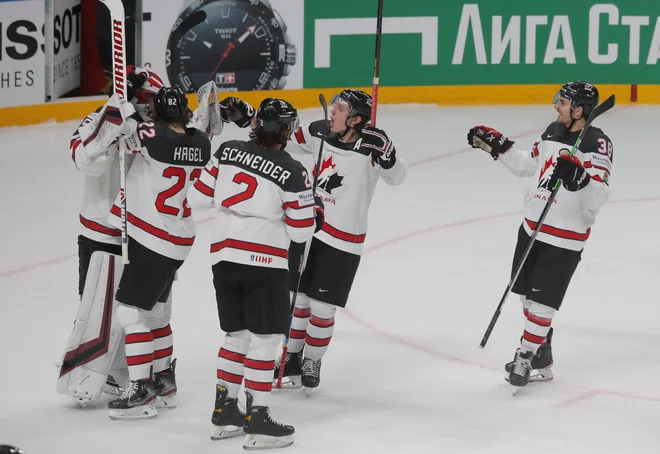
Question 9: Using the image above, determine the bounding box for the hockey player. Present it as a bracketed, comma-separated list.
[276, 89, 408, 390]
[60, 66, 164, 403]
[187, 98, 323, 449]
[466, 81, 613, 391]
[105, 86, 212, 419]
[71, 66, 163, 299]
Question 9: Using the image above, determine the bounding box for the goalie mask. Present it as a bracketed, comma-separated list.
[125, 66, 165, 120]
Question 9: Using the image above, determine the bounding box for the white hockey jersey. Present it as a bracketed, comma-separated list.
[187, 139, 316, 270]
[108, 122, 211, 261]
[70, 108, 135, 245]
[498, 122, 613, 251]
[287, 120, 408, 255]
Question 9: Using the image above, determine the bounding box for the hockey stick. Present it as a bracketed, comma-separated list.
[370, 0, 384, 126]
[276, 94, 329, 388]
[479, 94, 616, 349]
[101, 0, 130, 264]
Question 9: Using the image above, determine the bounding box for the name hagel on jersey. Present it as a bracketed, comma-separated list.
[500, 121, 613, 251]
[187, 139, 315, 270]
[288, 120, 407, 255]
[108, 121, 211, 260]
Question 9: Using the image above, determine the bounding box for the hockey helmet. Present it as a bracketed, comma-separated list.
[254, 98, 299, 145]
[553, 81, 599, 119]
[153, 87, 190, 123]
[331, 89, 372, 129]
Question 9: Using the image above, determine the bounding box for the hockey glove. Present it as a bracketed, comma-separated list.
[467, 125, 514, 159]
[314, 196, 325, 233]
[550, 155, 590, 192]
[220, 97, 255, 128]
[126, 70, 147, 102]
[361, 126, 397, 169]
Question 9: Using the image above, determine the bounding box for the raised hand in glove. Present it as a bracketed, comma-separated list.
[126, 69, 147, 102]
[550, 154, 590, 191]
[220, 97, 255, 128]
[313, 196, 325, 233]
[467, 125, 515, 159]
[360, 126, 397, 169]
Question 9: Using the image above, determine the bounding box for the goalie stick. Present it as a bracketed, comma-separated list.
[100, 0, 129, 263]
[276, 94, 329, 389]
[479, 94, 616, 349]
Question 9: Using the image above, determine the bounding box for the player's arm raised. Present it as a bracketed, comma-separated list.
[360, 125, 407, 185]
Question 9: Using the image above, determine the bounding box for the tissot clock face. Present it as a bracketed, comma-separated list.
[167, 0, 290, 92]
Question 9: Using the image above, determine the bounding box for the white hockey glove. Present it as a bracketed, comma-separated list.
[188, 81, 224, 137]
[78, 94, 137, 159]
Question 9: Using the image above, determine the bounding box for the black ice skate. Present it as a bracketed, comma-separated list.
[301, 357, 322, 393]
[506, 350, 535, 394]
[505, 328, 554, 382]
[154, 359, 178, 408]
[243, 392, 294, 450]
[273, 351, 302, 389]
[210, 384, 245, 441]
[108, 378, 157, 420]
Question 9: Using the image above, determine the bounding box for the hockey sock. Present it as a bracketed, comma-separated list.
[244, 334, 279, 408]
[152, 324, 173, 374]
[116, 304, 154, 382]
[216, 330, 250, 399]
[288, 293, 310, 354]
[520, 301, 555, 354]
[304, 299, 336, 361]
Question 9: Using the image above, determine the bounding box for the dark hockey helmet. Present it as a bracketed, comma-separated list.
[553, 81, 599, 119]
[331, 89, 372, 129]
[153, 86, 190, 123]
[254, 98, 300, 145]
[0, 446, 25, 454]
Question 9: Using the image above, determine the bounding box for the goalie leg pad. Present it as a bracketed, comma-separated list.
[57, 252, 125, 405]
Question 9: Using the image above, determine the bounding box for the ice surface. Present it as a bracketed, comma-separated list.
[1, 103, 659, 453]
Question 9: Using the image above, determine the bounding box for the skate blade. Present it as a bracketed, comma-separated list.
[108, 404, 158, 420]
[243, 434, 294, 450]
[156, 395, 178, 409]
[273, 376, 302, 390]
[211, 424, 244, 441]
[529, 368, 553, 382]
[303, 386, 317, 398]
[511, 385, 523, 396]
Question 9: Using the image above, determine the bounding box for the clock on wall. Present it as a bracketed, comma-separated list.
[166, 0, 297, 93]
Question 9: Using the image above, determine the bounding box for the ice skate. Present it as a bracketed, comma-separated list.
[243, 392, 294, 450]
[301, 357, 321, 393]
[505, 329, 554, 382]
[154, 359, 178, 408]
[108, 379, 158, 420]
[210, 385, 245, 441]
[273, 351, 302, 390]
[506, 350, 535, 395]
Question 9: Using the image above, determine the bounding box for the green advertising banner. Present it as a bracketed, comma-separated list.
[304, 0, 660, 88]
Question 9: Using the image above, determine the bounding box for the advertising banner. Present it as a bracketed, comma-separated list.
[52, 0, 82, 99]
[140, 0, 304, 93]
[304, 0, 660, 88]
[0, 0, 45, 108]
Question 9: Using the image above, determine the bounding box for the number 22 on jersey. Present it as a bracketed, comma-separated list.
[156, 167, 202, 218]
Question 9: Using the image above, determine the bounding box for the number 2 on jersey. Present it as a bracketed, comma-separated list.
[221, 172, 258, 208]
[156, 167, 202, 217]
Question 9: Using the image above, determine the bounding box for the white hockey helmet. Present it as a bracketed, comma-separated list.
[127, 65, 165, 120]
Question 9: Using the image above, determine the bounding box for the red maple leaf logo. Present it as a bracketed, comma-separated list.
[313, 155, 336, 179]
[540, 156, 554, 180]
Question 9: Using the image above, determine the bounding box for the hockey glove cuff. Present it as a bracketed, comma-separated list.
[550, 155, 590, 192]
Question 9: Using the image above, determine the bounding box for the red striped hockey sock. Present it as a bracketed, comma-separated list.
[125, 327, 154, 381]
[217, 346, 247, 399]
[244, 335, 278, 407]
[289, 305, 310, 354]
[521, 312, 552, 354]
[304, 302, 336, 361]
[152, 324, 173, 374]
